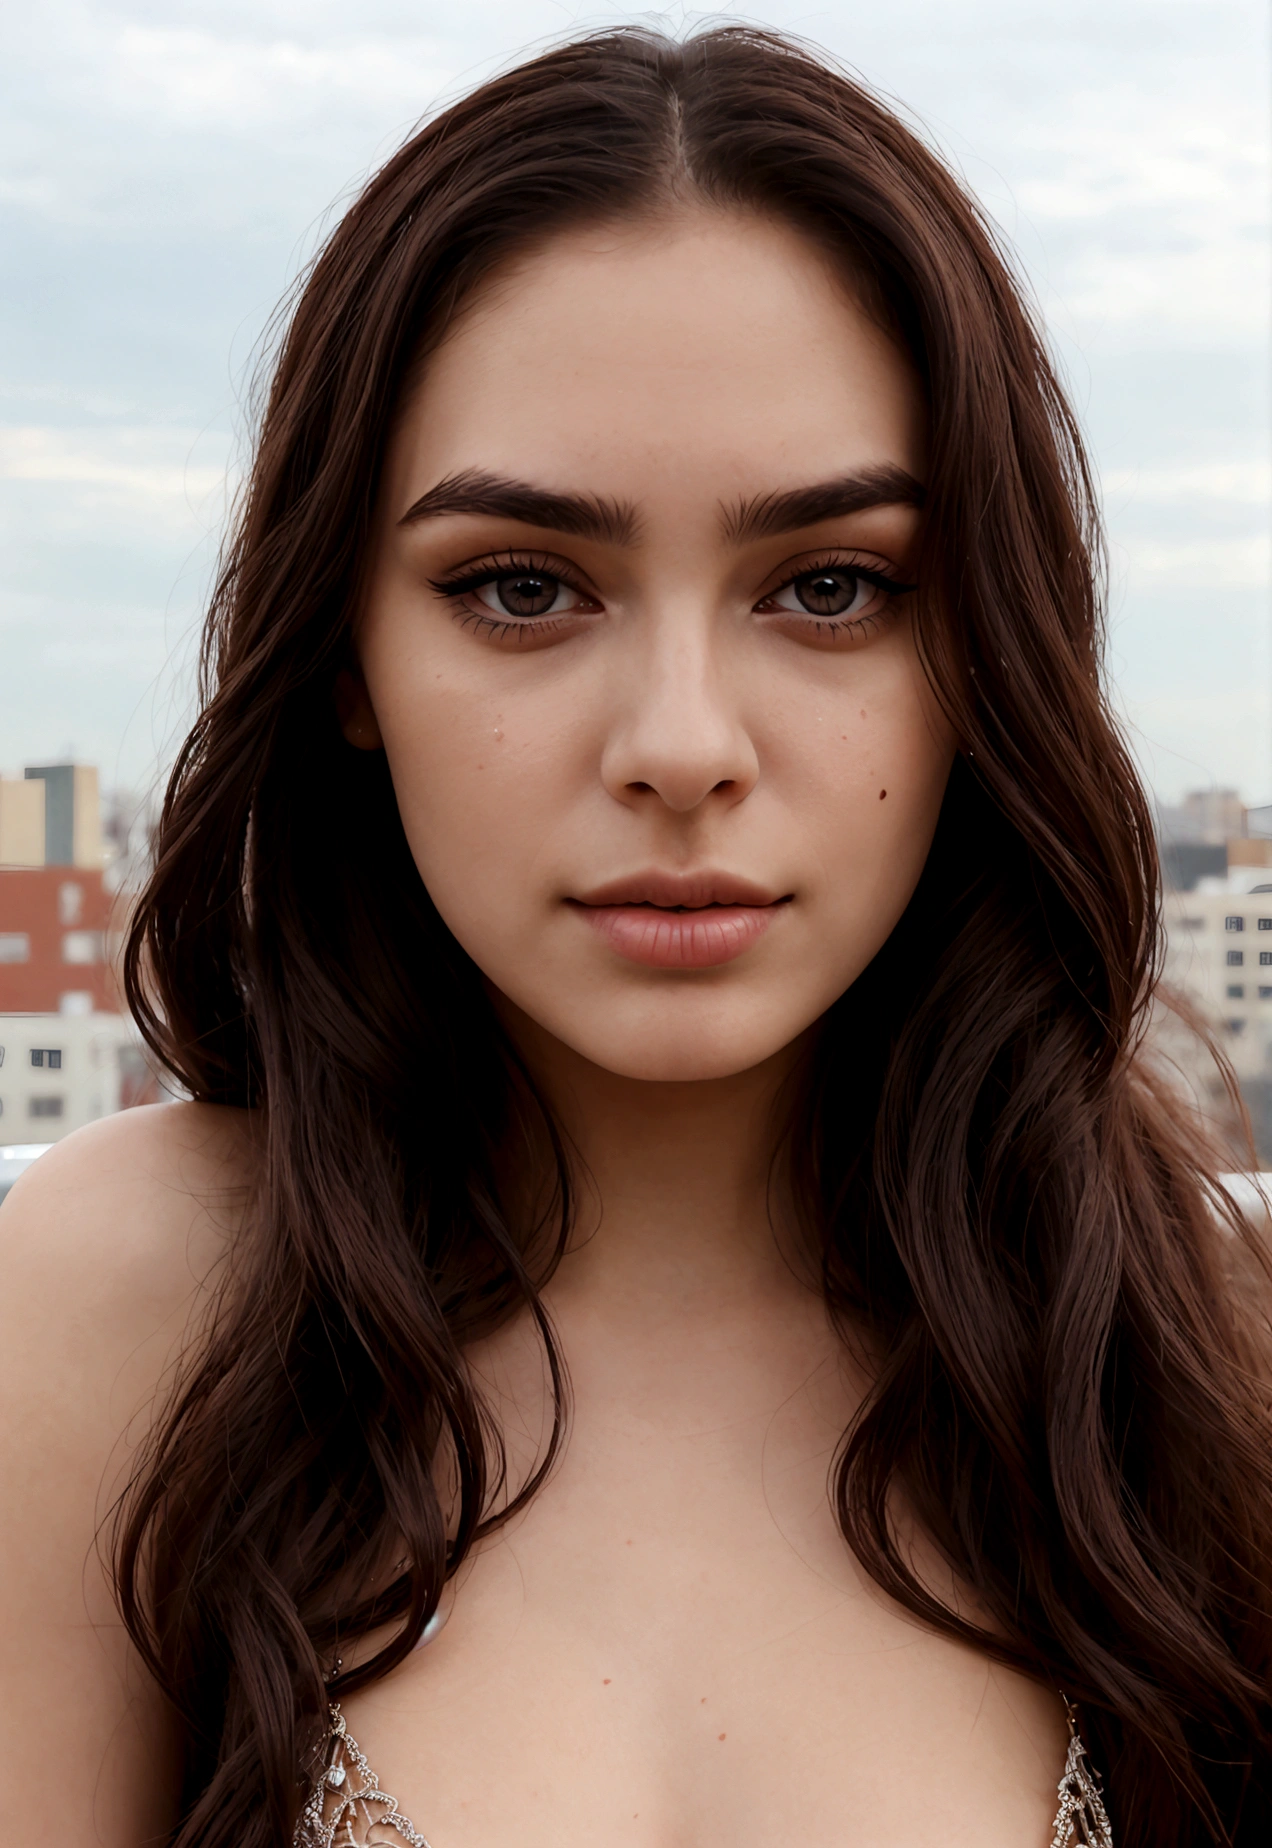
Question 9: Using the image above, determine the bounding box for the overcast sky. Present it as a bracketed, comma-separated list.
[2, 0, 1268, 805]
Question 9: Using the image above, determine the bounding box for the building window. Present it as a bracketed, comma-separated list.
[1261, 986, 1272, 1000]
[1181, 916, 1204, 930]
[29, 1097, 64, 1118]
[61, 930, 102, 965]
[1225, 916, 1245, 931]
[30, 1048, 62, 1070]
[1261, 918, 1272, 931]
[1227, 984, 1245, 999]
[1226, 950, 1244, 966]
[1227, 1019, 1247, 1034]
[0, 933, 30, 963]
[1261, 952, 1272, 966]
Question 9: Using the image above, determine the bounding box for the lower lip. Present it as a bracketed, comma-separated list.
[573, 903, 780, 969]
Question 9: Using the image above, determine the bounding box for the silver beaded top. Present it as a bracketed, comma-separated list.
[294, 1693, 1112, 1848]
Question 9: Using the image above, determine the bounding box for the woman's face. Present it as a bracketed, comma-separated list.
[352, 210, 954, 1082]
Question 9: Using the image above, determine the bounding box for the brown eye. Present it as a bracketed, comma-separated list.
[779, 569, 872, 617]
[477, 571, 568, 617]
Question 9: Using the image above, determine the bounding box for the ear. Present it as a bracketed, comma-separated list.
[334, 667, 384, 751]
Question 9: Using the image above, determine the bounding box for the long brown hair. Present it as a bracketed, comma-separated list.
[119, 25, 1272, 1846]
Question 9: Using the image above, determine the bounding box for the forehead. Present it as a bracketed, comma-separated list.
[387, 210, 926, 506]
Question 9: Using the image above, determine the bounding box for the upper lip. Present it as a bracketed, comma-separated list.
[570, 870, 789, 910]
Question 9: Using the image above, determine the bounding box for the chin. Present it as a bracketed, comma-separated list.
[588, 1042, 771, 1084]
[548, 994, 812, 1085]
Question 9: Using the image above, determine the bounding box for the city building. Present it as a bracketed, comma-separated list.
[1157, 787, 1249, 847]
[0, 865, 116, 1013]
[1156, 789, 1271, 893]
[23, 763, 102, 867]
[1161, 883, 1272, 1083]
[0, 777, 45, 865]
[0, 763, 116, 1013]
[1157, 794, 1272, 1161]
[0, 1008, 154, 1140]
[1, 762, 165, 1174]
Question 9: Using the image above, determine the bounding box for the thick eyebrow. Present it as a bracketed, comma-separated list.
[721, 465, 926, 543]
[397, 468, 639, 546]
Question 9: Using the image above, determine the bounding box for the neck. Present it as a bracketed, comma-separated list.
[499, 1001, 812, 1319]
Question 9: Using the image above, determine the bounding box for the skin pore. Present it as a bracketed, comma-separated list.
[324, 209, 1069, 1847]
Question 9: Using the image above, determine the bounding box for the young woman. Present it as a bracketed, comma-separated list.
[2, 25, 1269, 1848]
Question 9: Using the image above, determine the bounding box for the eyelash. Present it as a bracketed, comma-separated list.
[428, 553, 588, 641]
[757, 553, 917, 637]
[428, 550, 916, 640]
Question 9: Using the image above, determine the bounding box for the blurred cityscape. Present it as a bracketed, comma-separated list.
[4, 759, 1272, 1201]
[0, 760, 165, 1199]
[1157, 790, 1272, 1166]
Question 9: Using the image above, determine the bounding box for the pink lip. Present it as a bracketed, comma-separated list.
[569, 871, 790, 970]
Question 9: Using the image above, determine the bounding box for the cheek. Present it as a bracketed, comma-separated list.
[779, 645, 952, 806]
[779, 659, 954, 925]
[368, 664, 576, 931]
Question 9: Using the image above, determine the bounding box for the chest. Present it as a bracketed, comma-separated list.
[338, 1340, 1066, 1848]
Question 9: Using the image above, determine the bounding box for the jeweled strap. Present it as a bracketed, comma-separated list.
[294, 1705, 433, 1848]
[1051, 1700, 1114, 1848]
[298, 1695, 1113, 1846]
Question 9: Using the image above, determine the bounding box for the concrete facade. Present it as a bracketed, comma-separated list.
[0, 779, 46, 867]
[0, 1010, 157, 1140]
[1161, 883, 1272, 1084]
[23, 763, 101, 867]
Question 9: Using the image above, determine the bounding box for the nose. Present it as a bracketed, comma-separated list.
[599, 617, 760, 815]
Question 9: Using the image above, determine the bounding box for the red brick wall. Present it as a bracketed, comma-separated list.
[0, 867, 117, 1012]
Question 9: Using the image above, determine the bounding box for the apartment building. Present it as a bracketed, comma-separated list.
[0, 1009, 153, 1139]
[1, 763, 162, 1163]
[0, 760, 118, 1014]
[1162, 883, 1272, 1085]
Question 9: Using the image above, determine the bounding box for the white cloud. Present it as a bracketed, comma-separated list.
[0, 425, 233, 506]
[97, 24, 454, 131]
[1016, 94, 1265, 221]
[1048, 240, 1269, 344]
[1119, 685, 1272, 807]
[1115, 534, 1271, 590]
[1102, 463, 1272, 504]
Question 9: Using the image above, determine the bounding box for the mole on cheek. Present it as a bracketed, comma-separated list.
[879, 789, 887, 800]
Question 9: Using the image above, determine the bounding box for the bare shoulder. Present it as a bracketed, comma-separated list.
[0, 1099, 258, 1329]
[0, 1101, 261, 1841]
